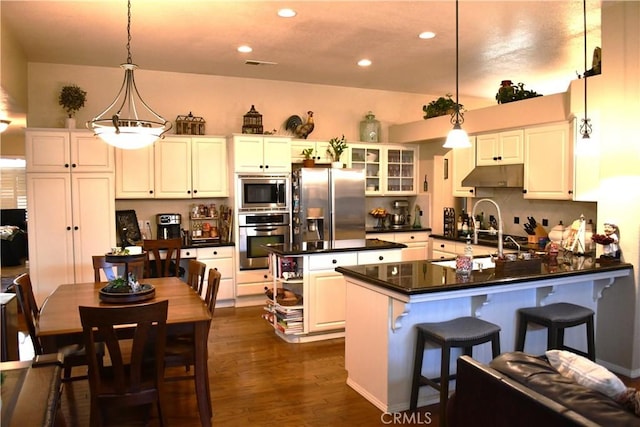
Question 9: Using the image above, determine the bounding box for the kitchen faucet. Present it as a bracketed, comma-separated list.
[471, 198, 504, 258]
[504, 235, 521, 255]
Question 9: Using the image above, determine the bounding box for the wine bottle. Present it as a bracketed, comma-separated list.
[423, 175, 428, 192]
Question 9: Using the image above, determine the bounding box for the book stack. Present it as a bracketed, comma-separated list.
[270, 303, 303, 335]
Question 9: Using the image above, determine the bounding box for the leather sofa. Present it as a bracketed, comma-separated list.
[447, 352, 639, 426]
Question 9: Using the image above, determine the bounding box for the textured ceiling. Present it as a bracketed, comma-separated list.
[2, 0, 601, 117]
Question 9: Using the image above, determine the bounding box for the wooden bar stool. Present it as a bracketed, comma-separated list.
[409, 316, 501, 425]
[515, 302, 595, 361]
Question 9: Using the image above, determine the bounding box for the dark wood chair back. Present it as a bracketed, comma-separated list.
[186, 259, 207, 294]
[79, 300, 169, 427]
[204, 268, 222, 315]
[12, 273, 42, 355]
[142, 238, 182, 278]
[92, 255, 145, 282]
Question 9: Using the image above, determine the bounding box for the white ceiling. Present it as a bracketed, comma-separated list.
[2, 0, 601, 117]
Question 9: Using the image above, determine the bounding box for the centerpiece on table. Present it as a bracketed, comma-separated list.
[100, 247, 154, 303]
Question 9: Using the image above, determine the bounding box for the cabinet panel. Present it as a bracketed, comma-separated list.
[524, 123, 572, 200]
[308, 252, 358, 271]
[115, 145, 155, 198]
[476, 130, 523, 165]
[233, 135, 291, 173]
[357, 249, 401, 265]
[154, 136, 192, 198]
[451, 137, 476, 197]
[71, 173, 116, 283]
[192, 137, 228, 197]
[308, 271, 346, 332]
[70, 132, 114, 172]
[291, 140, 333, 163]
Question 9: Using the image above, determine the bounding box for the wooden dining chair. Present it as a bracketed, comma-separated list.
[92, 255, 145, 282]
[204, 268, 222, 316]
[12, 273, 103, 382]
[142, 238, 182, 278]
[79, 300, 169, 427]
[186, 259, 207, 295]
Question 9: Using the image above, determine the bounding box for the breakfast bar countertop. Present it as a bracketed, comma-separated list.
[263, 238, 406, 256]
[336, 257, 633, 296]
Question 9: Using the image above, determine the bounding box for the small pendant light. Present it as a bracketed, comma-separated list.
[443, 0, 470, 149]
[87, 0, 171, 149]
[579, 0, 592, 140]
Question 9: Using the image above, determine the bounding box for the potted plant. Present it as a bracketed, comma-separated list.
[58, 84, 87, 128]
[495, 81, 542, 104]
[301, 148, 315, 167]
[327, 135, 348, 168]
[422, 93, 464, 119]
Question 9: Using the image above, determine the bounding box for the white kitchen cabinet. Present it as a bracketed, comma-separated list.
[291, 139, 333, 164]
[523, 123, 573, 200]
[26, 172, 115, 303]
[429, 238, 457, 260]
[451, 136, 476, 197]
[115, 135, 228, 199]
[476, 129, 524, 165]
[231, 135, 291, 173]
[154, 136, 192, 198]
[351, 145, 382, 194]
[191, 136, 229, 198]
[367, 232, 429, 261]
[385, 146, 417, 195]
[308, 271, 346, 332]
[26, 129, 114, 173]
[235, 269, 272, 297]
[115, 144, 155, 198]
[196, 246, 235, 304]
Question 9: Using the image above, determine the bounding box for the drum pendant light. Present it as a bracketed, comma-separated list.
[579, 0, 592, 140]
[87, 0, 171, 149]
[443, 0, 470, 149]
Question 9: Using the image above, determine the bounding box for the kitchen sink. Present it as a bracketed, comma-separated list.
[432, 256, 495, 271]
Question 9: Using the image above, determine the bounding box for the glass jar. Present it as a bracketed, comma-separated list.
[360, 111, 380, 142]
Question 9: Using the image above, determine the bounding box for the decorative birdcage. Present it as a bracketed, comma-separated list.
[175, 112, 206, 135]
[242, 105, 263, 134]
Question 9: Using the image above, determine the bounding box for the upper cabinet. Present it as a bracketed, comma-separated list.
[291, 139, 333, 164]
[475, 129, 524, 165]
[231, 135, 291, 173]
[523, 123, 572, 200]
[26, 130, 114, 173]
[351, 144, 417, 196]
[451, 136, 476, 197]
[115, 135, 228, 199]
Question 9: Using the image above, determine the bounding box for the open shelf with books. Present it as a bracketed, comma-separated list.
[264, 253, 305, 339]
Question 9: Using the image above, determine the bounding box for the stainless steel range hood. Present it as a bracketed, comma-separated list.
[461, 164, 524, 188]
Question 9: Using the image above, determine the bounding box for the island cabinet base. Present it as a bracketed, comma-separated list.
[344, 269, 631, 413]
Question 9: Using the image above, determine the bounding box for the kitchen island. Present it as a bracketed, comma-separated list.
[336, 256, 633, 413]
[263, 239, 405, 343]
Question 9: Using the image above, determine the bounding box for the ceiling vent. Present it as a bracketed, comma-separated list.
[244, 60, 277, 66]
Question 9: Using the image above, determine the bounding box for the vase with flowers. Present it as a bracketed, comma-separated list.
[327, 135, 348, 168]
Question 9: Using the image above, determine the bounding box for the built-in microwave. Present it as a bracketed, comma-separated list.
[238, 175, 289, 211]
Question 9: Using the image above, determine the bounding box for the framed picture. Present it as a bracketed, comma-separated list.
[115, 210, 142, 246]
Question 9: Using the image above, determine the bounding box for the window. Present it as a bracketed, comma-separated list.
[1, 158, 27, 209]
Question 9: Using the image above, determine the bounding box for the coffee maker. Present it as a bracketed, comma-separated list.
[156, 213, 181, 240]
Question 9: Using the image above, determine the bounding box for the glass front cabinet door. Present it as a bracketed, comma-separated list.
[385, 147, 416, 194]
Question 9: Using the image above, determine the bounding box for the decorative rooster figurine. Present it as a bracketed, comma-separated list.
[285, 111, 315, 139]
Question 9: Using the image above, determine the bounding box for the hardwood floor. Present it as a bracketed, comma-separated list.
[12, 297, 640, 426]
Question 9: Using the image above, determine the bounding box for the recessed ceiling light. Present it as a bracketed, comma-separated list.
[237, 45, 253, 53]
[278, 8, 297, 18]
[419, 31, 436, 39]
[358, 59, 372, 67]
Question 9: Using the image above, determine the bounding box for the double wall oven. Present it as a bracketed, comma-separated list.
[237, 175, 291, 271]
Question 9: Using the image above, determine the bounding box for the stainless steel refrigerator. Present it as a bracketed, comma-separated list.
[292, 167, 366, 246]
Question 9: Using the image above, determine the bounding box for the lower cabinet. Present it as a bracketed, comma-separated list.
[196, 246, 235, 303]
[367, 231, 430, 261]
[308, 271, 347, 332]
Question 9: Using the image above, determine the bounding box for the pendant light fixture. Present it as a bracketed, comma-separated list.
[87, 0, 170, 149]
[579, 0, 592, 140]
[0, 120, 10, 133]
[443, 0, 470, 149]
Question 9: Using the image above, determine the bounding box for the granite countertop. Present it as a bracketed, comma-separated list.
[263, 238, 406, 256]
[366, 227, 431, 234]
[336, 256, 633, 296]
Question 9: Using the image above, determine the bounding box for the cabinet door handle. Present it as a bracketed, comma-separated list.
[440, 244, 445, 248]
[185, 251, 191, 256]
[264, 165, 269, 169]
[74, 226, 79, 230]
[213, 251, 218, 255]
[71, 163, 77, 168]
[259, 165, 264, 169]
[332, 259, 337, 264]
[193, 189, 197, 194]
[469, 189, 474, 193]
[187, 190, 191, 194]
[493, 156, 498, 161]
[378, 256, 384, 261]
[64, 163, 70, 168]
[149, 190, 154, 194]
[67, 226, 72, 230]
[522, 189, 527, 194]
[410, 236, 415, 240]
[263, 274, 268, 279]
[568, 190, 573, 194]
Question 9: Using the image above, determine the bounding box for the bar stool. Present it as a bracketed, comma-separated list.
[515, 302, 595, 361]
[409, 316, 501, 424]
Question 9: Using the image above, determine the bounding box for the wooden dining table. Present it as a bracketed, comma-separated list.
[37, 276, 213, 427]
